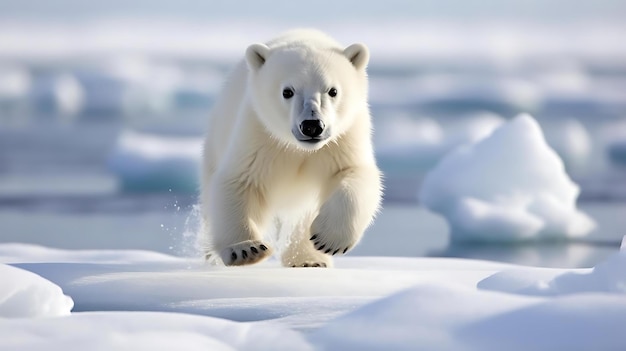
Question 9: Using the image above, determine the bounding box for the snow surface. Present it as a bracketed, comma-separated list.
[2, 243, 625, 350]
[312, 283, 626, 351]
[1, 312, 311, 351]
[419, 114, 596, 242]
[0, 263, 73, 318]
[313, 244, 626, 350]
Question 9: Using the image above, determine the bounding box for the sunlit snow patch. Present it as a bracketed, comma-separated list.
[419, 113, 595, 242]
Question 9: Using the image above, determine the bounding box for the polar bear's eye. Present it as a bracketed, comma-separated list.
[328, 87, 338, 98]
[282, 88, 294, 99]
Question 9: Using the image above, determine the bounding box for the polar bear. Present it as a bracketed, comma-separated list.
[201, 29, 382, 268]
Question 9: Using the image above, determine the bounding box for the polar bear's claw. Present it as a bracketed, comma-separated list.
[221, 240, 272, 266]
[310, 234, 352, 256]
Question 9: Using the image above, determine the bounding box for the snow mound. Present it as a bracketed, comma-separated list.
[0, 264, 73, 318]
[419, 114, 595, 242]
[107, 130, 201, 193]
[310, 283, 626, 351]
[0, 311, 311, 351]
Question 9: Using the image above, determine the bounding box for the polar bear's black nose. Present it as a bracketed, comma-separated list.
[300, 120, 325, 138]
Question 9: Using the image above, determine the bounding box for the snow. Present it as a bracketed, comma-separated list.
[107, 130, 202, 193]
[313, 246, 626, 350]
[1, 242, 625, 350]
[419, 114, 596, 242]
[312, 283, 626, 351]
[0, 263, 73, 318]
[0, 312, 311, 351]
[11, 252, 510, 330]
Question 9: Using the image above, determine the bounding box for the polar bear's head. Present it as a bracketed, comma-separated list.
[245, 39, 369, 151]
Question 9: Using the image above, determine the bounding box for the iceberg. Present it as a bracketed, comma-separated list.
[419, 114, 595, 241]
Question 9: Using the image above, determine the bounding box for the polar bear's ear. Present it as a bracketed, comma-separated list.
[245, 43, 270, 71]
[343, 43, 370, 71]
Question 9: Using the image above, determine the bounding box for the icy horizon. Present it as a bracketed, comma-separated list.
[1, 19, 625, 64]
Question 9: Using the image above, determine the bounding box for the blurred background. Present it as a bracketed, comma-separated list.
[1, 0, 625, 267]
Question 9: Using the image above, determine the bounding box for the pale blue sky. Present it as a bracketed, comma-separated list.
[0, 0, 624, 22]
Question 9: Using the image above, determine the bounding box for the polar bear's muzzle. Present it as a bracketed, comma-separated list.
[292, 119, 330, 145]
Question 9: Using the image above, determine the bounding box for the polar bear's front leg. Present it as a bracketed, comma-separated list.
[208, 173, 273, 266]
[310, 165, 382, 255]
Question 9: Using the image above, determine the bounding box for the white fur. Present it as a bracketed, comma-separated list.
[201, 29, 382, 268]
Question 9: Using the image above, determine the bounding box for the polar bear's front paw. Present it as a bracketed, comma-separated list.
[220, 240, 272, 266]
[310, 233, 354, 256]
